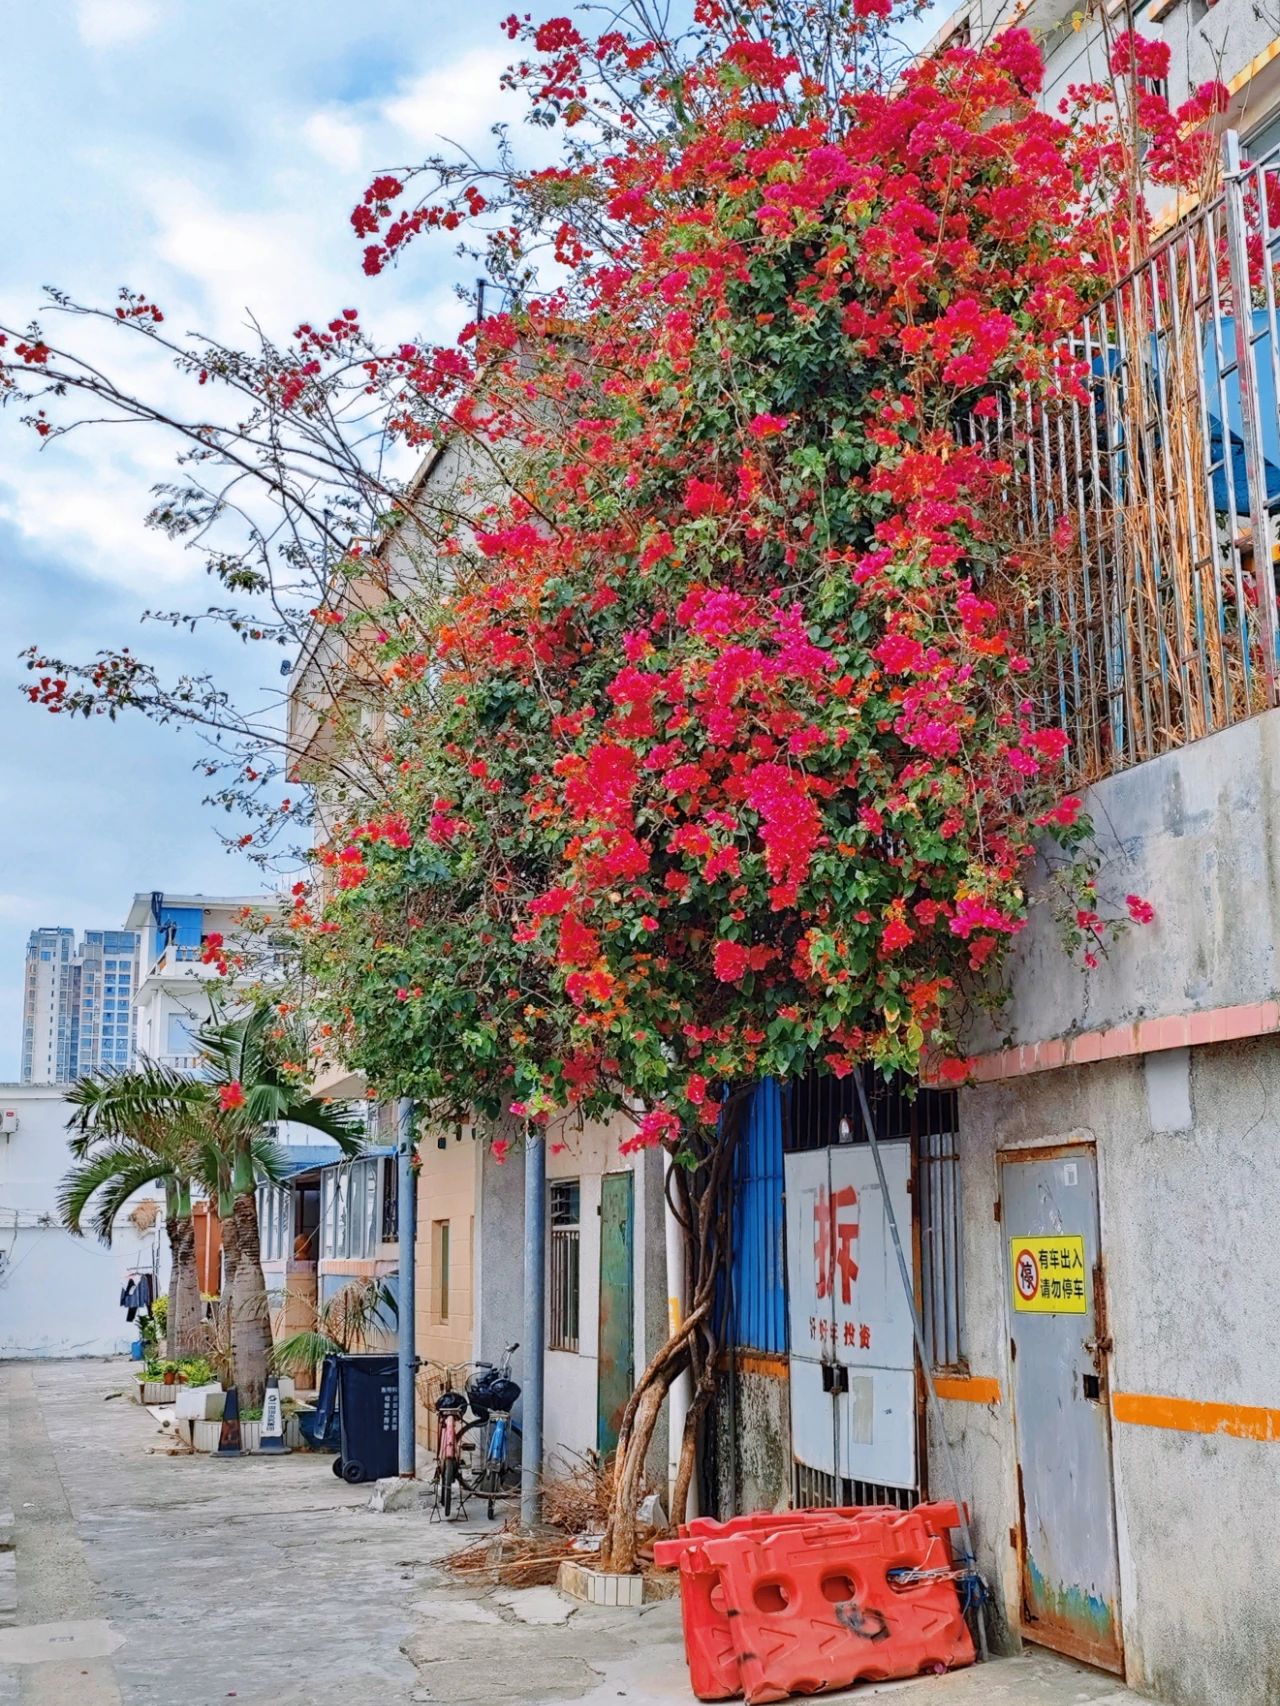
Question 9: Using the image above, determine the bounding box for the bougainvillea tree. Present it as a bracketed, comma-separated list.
[2, 1, 1210, 1565]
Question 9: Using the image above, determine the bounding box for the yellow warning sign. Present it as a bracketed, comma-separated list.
[1010, 1236, 1088, 1313]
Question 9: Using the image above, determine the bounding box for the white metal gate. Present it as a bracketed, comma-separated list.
[784, 1141, 916, 1492]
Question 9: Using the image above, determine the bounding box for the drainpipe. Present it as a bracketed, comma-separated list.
[664, 1150, 697, 1517]
[397, 1096, 417, 1478]
[520, 1126, 546, 1528]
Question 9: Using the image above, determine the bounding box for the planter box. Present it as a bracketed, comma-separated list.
[190, 1416, 303, 1454]
[175, 1384, 225, 1422]
[132, 1381, 176, 1406]
[557, 1560, 645, 1608]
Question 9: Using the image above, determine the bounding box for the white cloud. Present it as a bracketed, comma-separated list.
[75, 0, 162, 49]
[0, 445, 193, 594]
[380, 45, 515, 156]
[301, 110, 368, 173]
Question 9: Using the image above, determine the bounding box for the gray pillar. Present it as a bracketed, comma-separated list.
[520, 1127, 546, 1528]
[397, 1096, 417, 1477]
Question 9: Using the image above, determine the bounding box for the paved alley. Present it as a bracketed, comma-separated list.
[0, 1361, 1146, 1706]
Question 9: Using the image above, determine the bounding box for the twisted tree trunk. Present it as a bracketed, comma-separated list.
[599, 1094, 748, 1572]
[228, 1192, 272, 1409]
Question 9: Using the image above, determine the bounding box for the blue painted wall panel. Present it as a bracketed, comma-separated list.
[729, 1080, 788, 1354]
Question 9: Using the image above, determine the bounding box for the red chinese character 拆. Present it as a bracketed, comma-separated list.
[814, 1183, 860, 1304]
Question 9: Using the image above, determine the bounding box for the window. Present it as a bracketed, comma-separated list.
[380, 1157, 398, 1243]
[919, 1123, 965, 1370]
[548, 1180, 581, 1352]
[319, 1158, 384, 1259]
[432, 1220, 451, 1322]
[256, 1182, 294, 1263]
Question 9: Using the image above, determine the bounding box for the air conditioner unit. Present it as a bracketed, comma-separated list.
[0, 1109, 17, 1136]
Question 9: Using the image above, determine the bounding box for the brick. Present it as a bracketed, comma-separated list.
[1188, 1011, 1216, 1047]
[1157, 1015, 1190, 1050]
[1069, 1031, 1103, 1065]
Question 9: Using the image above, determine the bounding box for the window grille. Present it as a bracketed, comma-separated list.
[919, 1125, 965, 1370]
[794, 1464, 919, 1510]
[549, 1180, 581, 1352]
[381, 1157, 399, 1243]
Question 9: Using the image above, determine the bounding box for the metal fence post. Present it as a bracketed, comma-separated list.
[397, 1096, 417, 1477]
[1222, 129, 1280, 705]
[520, 1126, 546, 1528]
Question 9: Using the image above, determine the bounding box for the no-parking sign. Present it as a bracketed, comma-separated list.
[1009, 1236, 1087, 1313]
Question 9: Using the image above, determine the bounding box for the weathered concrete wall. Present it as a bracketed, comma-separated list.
[931, 1040, 1280, 1706]
[713, 1363, 792, 1516]
[965, 709, 1280, 1053]
[476, 1117, 668, 1484]
[0, 1085, 168, 1358]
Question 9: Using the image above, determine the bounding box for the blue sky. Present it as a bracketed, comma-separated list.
[0, 0, 528, 1077]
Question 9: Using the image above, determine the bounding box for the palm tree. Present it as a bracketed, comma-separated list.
[62, 1002, 364, 1406]
[60, 1065, 290, 1361]
[191, 1001, 364, 1405]
[62, 1067, 214, 1359]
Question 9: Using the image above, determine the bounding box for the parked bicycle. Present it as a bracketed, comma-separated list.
[460, 1342, 522, 1519]
[425, 1359, 472, 1519]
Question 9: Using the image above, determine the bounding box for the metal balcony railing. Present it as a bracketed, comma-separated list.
[974, 132, 1280, 783]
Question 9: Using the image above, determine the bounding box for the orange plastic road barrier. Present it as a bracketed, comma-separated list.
[675, 1500, 965, 1543]
[654, 1504, 968, 1702]
[703, 1509, 974, 1705]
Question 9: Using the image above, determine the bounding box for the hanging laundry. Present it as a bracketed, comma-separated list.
[120, 1271, 156, 1322]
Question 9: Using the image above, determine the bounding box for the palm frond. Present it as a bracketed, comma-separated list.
[58, 1141, 171, 1244]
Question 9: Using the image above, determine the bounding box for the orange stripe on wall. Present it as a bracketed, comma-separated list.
[934, 1375, 1001, 1405]
[1112, 1392, 1280, 1443]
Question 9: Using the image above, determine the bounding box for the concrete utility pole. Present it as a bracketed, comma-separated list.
[520, 1127, 546, 1528]
[397, 1096, 417, 1477]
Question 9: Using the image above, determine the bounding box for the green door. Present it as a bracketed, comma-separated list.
[597, 1171, 635, 1456]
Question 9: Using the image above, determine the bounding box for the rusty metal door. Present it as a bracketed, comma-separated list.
[1001, 1147, 1123, 1674]
[596, 1171, 634, 1456]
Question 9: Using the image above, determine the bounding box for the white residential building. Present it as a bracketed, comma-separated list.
[123, 890, 276, 1068]
[0, 1084, 167, 1358]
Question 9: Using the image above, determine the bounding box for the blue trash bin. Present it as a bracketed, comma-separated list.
[333, 1354, 399, 1484]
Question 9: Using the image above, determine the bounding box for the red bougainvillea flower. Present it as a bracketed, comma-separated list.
[218, 1081, 246, 1112]
[1125, 894, 1155, 925]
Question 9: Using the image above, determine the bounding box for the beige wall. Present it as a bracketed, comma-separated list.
[413, 1129, 478, 1448]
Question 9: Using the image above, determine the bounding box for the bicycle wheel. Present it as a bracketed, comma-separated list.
[439, 1456, 457, 1518]
[459, 1419, 521, 1500]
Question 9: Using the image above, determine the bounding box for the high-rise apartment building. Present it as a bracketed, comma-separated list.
[20, 926, 140, 1083]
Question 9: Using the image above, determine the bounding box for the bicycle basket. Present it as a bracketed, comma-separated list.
[466, 1371, 520, 1418]
[434, 1387, 468, 1417]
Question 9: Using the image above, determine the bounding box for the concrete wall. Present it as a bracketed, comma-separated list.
[931, 1040, 1280, 1706]
[713, 1361, 792, 1516]
[0, 1085, 168, 1358]
[965, 709, 1280, 1054]
[475, 1117, 669, 1484]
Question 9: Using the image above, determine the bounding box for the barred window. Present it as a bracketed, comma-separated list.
[919, 1123, 965, 1370]
[548, 1180, 581, 1352]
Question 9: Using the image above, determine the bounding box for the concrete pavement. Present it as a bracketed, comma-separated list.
[0, 1361, 1147, 1706]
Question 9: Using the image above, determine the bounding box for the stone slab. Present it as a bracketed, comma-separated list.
[0, 1619, 123, 1666]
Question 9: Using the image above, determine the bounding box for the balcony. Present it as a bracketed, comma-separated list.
[984, 133, 1280, 784]
[156, 1052, 206, 1075]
